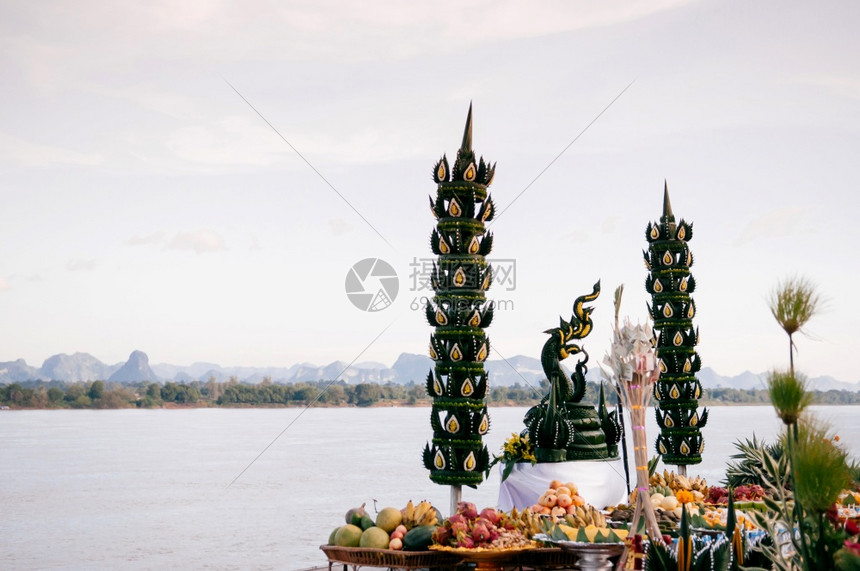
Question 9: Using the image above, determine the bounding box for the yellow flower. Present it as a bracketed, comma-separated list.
[676, 490, 694, 504]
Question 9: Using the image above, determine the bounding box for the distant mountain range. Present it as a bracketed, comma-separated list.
[0, 350, 858, 392]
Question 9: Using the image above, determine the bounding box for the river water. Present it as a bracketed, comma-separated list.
[2, 405, 858, 570]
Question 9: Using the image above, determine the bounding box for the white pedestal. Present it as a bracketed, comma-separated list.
[497, 459, 628, 511]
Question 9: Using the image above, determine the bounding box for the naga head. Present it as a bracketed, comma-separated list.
[544, 316, 582, 360]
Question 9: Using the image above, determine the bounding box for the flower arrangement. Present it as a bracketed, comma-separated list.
[487, 432, 536, 482]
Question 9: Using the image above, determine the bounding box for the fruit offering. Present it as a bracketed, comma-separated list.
[432, 501, 535, 550]
[706, 484, 766, 505]
[506, 507, 545, 539]
[690, 507, 758, 531]
[529, 480, 588, 520]
[329, 500, 440, 551]
[649, 470, 708, 502]
[401, 499, 440, 529]
[606, 504, 633, 523]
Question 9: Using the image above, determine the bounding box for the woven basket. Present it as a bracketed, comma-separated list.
[320, 545, 461, 569]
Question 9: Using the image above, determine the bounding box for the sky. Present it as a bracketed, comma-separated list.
[1, 0, 859, 383]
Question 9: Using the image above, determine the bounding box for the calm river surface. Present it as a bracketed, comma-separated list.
[2, 406, 858, 570]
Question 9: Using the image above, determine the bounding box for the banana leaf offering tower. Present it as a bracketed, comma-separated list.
[422, 105, 495, 487]
[644, 183, 708, 469]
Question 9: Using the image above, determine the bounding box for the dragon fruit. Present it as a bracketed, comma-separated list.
[457, 501, 479, 519]
[479, 507, 501, 525]
[456, 535, 476, 549]
[471, 521, 491, 543]
[432, 504, 530, 549]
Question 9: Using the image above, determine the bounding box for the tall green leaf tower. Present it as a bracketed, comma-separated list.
[644, 183, 708, 469]
[422, 105, 494, 487]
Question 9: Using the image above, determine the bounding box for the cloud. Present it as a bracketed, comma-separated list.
[564, 230, 589, 244]
[67, 259, 97, 271]
[0, 132, 103, 167]
[794, 75, 860, 100]
[0, 277, 10, 291]
[167, 229, 227, 254]
[126, 231, 166, 246]
[93, 86, 205, 120]
[165, 116, 289, 167]
[328, 219, 352, 236]
[734, 207, 808, 246]
[602, 216, 620, 234]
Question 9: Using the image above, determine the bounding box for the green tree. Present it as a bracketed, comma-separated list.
[352, 383, 381, 407]
[88, 380, 105, 400]
[6, 383, 24, 405]
[768, 275, 823, 375]
[47, 387, 65, 403]
[292, 384, 319, 403]
[64, 383, 86, 403]
[317, 384, 347, 405]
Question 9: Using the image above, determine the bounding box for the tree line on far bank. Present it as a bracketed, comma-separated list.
[1, 378, 859, 410]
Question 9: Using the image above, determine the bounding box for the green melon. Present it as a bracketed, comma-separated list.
[327, 527, 340, 545]
[375, 507, 402, 533]
[334, 524, 363, 547]
[359, 526, 390, 549]
[359, 513, 375, 530]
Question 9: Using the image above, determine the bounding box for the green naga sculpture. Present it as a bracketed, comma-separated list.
[523, 282, 621, 462]
[644, 183, 709, 469]
[422, 104, 494, 487]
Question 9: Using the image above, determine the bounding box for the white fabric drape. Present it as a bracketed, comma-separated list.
[496, 459, 628, 511]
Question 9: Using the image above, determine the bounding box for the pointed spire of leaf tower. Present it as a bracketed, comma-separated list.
[644, 182, 708, 469]
[461, 101, 473, 152]
[422, 105, 496, 487]
[661, 180, 674, 224]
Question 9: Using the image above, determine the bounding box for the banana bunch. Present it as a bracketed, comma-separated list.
[401, 500, 438, 529]
[688, 475, 708, 494]
[649, 469, 672, 489]
[508, 507, 544, 539]
[650, 470, 708, 501]
[651, 470, 708, 492]
[562, 504, 606, 528]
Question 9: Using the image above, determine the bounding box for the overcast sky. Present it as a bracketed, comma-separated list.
[1, 0, 859, 383]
